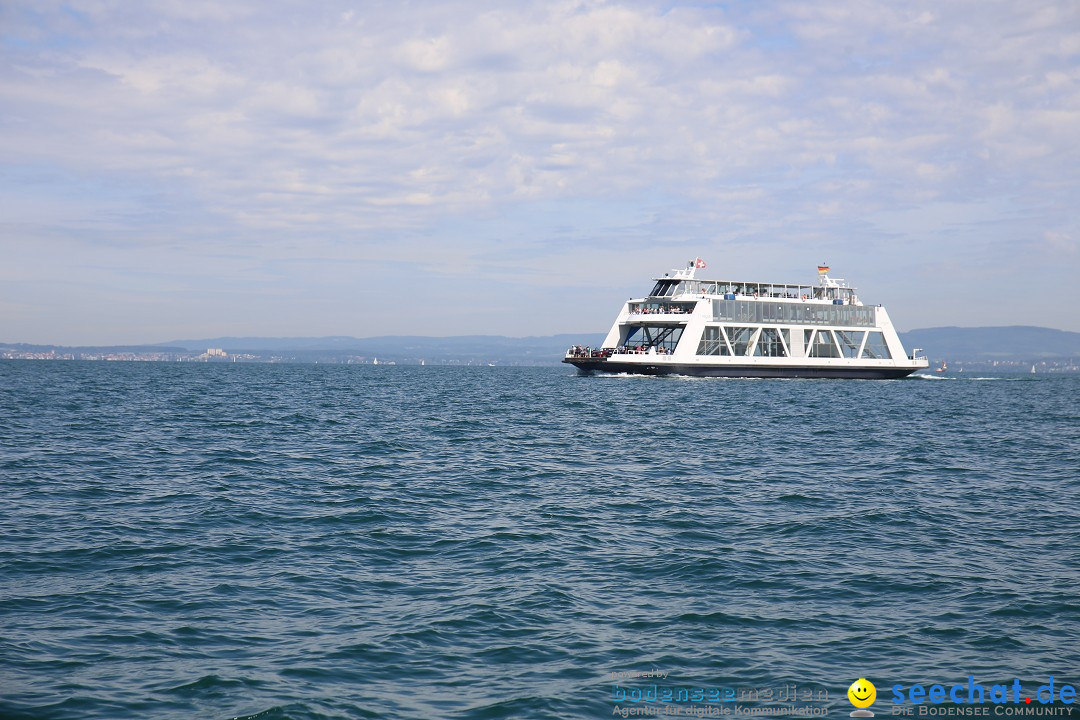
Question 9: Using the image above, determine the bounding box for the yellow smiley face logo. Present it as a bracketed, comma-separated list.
[848, 679, 877, 708]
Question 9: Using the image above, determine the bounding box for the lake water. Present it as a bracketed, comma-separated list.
[1, 362, 1077, 719]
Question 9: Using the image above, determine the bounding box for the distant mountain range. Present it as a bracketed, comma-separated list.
[897, 326, 1080, 362]
[4, 326, 1079, 366]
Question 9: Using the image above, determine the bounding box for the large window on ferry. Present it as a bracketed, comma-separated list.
[625, 325, 684, 352]
[862, 331, 892, 359]
[649, 280, 680, 297]
[806, 329, 840, 358]
[696, 326, 731, 356]
[727, 327, 755, 356]
[753, 328, 789, 357]
[835, 330, 862, 359]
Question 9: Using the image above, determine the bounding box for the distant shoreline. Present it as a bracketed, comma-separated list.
[3, 326, 1079, 371]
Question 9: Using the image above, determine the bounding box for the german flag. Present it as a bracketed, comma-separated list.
[817, 265, 830, 275]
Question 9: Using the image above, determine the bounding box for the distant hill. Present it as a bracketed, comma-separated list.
[899, 326, 1080, 362]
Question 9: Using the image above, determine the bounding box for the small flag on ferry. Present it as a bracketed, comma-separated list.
[695, 258, 707, 269]
[817, 265, 829, 275]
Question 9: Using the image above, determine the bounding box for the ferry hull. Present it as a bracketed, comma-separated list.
[563, 358, 920, 379]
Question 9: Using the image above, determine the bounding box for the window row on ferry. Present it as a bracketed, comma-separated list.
[712, 299, 876, 327]
[704, 286, 830, 300]
[697, 327, 892, 359]
[651, 279, 855, 300]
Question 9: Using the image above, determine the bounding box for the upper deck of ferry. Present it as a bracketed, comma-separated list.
[645, 263, 860, 305]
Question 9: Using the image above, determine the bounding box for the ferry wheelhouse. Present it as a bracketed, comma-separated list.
[564, 260, 928, 379]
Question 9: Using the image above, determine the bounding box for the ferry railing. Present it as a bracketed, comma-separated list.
[565, 347, 615, 359]
[628, 307, 693, 315]
[611, 347, 673, 356]
[565, 346, 674, 358]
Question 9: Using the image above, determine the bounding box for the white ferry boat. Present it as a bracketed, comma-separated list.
[564, 260, 928, 379]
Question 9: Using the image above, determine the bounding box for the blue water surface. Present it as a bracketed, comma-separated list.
[1, 362, 1077, 719]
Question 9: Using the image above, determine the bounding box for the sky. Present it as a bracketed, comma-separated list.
[2, 0, 1078, 345]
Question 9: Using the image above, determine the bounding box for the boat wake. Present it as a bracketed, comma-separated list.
[911, 374, 1012, 381]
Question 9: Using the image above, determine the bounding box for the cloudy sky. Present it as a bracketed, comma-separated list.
[2, 0, 1078, 344]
